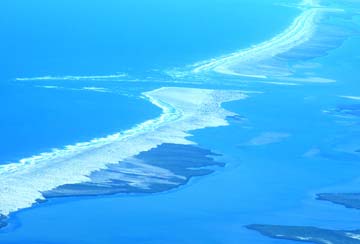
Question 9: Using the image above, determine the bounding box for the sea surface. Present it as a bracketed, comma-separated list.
[1, 0, 360, 243]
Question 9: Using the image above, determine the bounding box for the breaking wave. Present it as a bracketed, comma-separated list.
[166, 0, 359, 84]
[0, 87, 246, 217]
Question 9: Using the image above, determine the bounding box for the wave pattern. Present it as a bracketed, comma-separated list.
[3, 0, 359, 231]
[0, 87, 246, 217]
[166, 0, 358, 84]
[191, 8, 319, 77]
[15, 74, 128, 81]
[14, 1, 359, 87]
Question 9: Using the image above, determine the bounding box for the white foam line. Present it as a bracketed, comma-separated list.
[190, 1, 322, 77]
[82, 87, 110, 93]
[36, 85, 111, 93]
[340, 96, 360, 101]
[0, 87, 247, 216]
[15, 74, 128, 81]
[279, 76, 336, 83]
[35, 85, 63, 89]
[263, 82, 300, 86]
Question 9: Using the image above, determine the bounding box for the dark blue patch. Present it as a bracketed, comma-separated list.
[317, 193, 360, 210]
[44, 143, 224, 198]
[335, 104, 360, 117]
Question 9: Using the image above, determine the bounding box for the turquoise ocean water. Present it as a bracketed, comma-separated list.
[1, 0, 360, 243]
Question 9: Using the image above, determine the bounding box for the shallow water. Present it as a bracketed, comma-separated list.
[1, 0, 360, 243]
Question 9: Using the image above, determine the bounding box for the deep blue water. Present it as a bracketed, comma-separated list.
[1, 0, 360, 243]
[0, 0, 297, 78]
[0, 0, 297, 163]
[0, 81, 160, 163]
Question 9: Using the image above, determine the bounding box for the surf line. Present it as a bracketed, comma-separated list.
[0, 87, 246, 217]
[190, 0, 322, 78]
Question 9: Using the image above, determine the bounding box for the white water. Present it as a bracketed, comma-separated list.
[190, 5, 320, 77]
[163, 0, 347, 83]
[0, 87, 246, 216]
[15, 74, 128, 81]
[340, 96, 360, 101]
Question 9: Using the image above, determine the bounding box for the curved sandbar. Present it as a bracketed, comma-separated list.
[185, 0, 346, 80]
[191, 0, 322, 77]
[0, 87, 246, 218]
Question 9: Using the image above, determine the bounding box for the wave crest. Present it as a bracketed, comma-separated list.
[0, 87, 246, 216]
